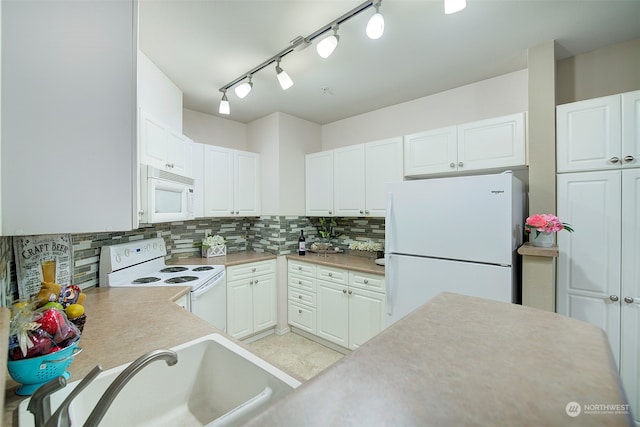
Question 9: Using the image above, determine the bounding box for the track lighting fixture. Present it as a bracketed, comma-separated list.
[217, 0, 384, 116]
[234, 75, 253, 99]
[218, 90, 230, 115]
[275, 59, 294, 90]
[366, 0, 384, 40]
[316, 25, 340, 58]
[444, 0, 466, 14]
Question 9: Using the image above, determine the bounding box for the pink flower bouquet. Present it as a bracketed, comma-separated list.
[524, 214, 574, 237]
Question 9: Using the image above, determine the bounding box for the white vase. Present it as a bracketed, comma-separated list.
[531, 231, 554, 248]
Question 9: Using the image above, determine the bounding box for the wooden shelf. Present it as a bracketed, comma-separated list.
[517, 242, 558, 258]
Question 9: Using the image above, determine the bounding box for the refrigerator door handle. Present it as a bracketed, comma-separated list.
[385, 192, 394, 254]
[385, 253, 394, 316]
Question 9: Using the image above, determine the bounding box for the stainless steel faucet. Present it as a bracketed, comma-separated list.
[83, 349, 178, 427]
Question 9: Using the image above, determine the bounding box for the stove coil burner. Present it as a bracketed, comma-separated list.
[165, 276, 198, 284]
[132, 277, 161, 284]
[192, 266, 214, 272]
[160, 266, 189, 273]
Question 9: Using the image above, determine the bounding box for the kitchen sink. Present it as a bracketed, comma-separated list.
[18, 333, 301, 426]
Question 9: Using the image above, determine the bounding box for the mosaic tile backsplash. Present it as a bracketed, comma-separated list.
[1, 216, 385, 305]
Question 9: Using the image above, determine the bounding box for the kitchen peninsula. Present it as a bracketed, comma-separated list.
[3, 290, 629, 426]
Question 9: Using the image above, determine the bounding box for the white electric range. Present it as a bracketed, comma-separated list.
[99, 238, 226, 331]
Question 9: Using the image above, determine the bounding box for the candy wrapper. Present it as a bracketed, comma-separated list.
[8, 301, 80, 361]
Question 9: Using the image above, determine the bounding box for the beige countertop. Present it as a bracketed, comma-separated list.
[286, 253, 385, 275]
[245, 292, 630, 427]
[3, 286, 216, 427]
[169, 251, 276, 267]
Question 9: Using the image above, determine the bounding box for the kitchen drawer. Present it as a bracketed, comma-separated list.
[317, 265, 348, 285]
[288, 287, 316, 307]
[288, 301, 316, 334]
[227, 259, 276, 281]
[288, 260, 316, 278]
[349, 271, 385, 293]
[288, 274, 316, 293]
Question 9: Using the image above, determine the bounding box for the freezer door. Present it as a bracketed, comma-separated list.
[385, 254, 513, 327]
[386, 173, 522, 265]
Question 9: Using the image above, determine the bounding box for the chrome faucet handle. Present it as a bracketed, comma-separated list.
[44, 365, 103, 427]
[84, 349, 178, 427]
[28, 376, 67, 426]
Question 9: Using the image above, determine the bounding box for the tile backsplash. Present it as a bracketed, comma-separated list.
[0, 216, 385, 306]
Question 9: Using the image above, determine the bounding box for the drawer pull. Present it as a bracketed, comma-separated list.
[298, 280, 302, 284]
[252, 268, 256, 272]
[342, 289, 347, 294]
[348, 290, 353, 295]
[364, 279, 369, 284]
[298, 309, 302, 314]
[328, 273, 333, 277]
[298, 266, 302, 270]
[298, 295, 303, 299]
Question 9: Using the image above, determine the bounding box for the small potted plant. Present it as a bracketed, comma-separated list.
[201, 234, 226, 257]
[524, 214, 574, 247]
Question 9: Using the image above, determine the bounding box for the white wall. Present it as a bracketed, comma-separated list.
[137, 50, 183, 132]
[183, 108, 247, 150]
[321, 69, 528, 150]
[278, 114, 321, 215]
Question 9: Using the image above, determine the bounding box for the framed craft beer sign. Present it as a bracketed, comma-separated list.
[13, 235, 73, 299]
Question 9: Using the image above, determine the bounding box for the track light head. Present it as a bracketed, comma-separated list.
[219, 90, 230, 115]
[275, 59, 294, 90]
[234, 75, 253, 99]
[316, 25, 340, 59]
[366, 1, 384, 40]
[444, 0, 466, 14]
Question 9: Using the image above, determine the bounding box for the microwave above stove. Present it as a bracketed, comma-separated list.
[139, 165, 194, 224]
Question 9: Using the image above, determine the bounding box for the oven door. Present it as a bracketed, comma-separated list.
[146, 177, 194, 223]
[190, 273, 227, 332]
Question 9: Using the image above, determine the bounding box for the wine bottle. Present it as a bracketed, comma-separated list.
[298, 229, 306, 256]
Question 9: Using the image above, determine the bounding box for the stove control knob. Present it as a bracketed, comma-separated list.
[115, 255, 121, 263]
[124, 249, 130, 257]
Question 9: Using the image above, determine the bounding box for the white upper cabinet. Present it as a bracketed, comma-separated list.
[333, 145, 366, 217]
[203, 146, 260, 217]
[557, 90, 640, 173]
[139, 109, 193, 177]
[191, 142, 205, 218]
[1, 0, 138, 235]
[404, 127, 458, 176]
[365, 138, 404, 216]
[404, 113, 526, 178]
[333, 138, 403, 217]
[306, 151, 334, 217]
[457, 113, 526, 171]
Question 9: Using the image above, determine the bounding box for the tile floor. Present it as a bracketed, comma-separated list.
[246, 332, 344, 381]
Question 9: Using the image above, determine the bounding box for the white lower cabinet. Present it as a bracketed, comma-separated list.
[289, 260, 385, 351]
[226, 260, 276, 340]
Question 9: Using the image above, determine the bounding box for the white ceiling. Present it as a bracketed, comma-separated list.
[139, 0, 640, 125]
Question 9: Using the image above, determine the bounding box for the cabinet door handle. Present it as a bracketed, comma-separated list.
[298, 295, 303, 299]
[298, 309, 302, 314]
[235, 210, 239, 214]
[365, 210, 370, 215]
[298, 266, 302, 270]
[230, 210, 234, 214]
[249, 280, 253, 285]
[360, 210, 364, 214]
[328, 210, 332, 215]
[364, 279, 369, 284]
[624, 296, 634, 304]
[624, 155, 635, 163]
[254, 279, 259, 284]
[458, 161, 464, 167]
[348, 290, 352, 295]
[298, 280, 302, 284]
[342, 289, 347, 294]
[450, 162, 456, 168]
[610, 157, 620, 164]
[252, 268, 256, 272]
[609, 295, 619, 302]
[328, 273, 333, 277]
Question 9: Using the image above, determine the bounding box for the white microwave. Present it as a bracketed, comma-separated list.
[140, 165, 195, 224]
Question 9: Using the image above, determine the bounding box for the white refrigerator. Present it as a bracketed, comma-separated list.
[384, 171, 524, 327]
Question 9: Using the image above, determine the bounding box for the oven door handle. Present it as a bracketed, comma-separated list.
[191, 273, 225, 298]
